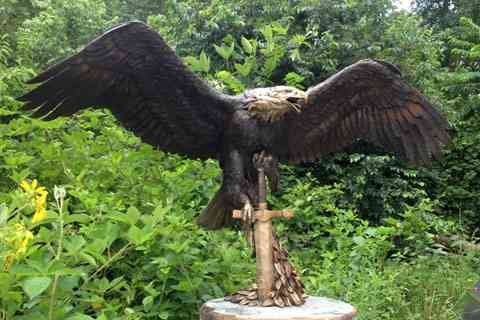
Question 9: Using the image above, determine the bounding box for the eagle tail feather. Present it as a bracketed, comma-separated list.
[196, 189, 235, 230]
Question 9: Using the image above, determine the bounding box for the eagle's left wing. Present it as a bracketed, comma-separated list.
[270, 59, 450, 166]
[18, 21, 235, 160]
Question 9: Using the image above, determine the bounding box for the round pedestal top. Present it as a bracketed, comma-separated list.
[200, 296, 357, 320]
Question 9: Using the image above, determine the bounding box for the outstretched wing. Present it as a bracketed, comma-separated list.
[272, 59, 450, 165]
[18, 21, 234, 159]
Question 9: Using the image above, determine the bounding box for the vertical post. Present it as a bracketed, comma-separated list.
[255, 168, 274, 303]
[230, 156, 295, 307]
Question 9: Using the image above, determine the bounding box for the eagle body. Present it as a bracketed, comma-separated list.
[19, 22, 450, 230]
[203, 88, 300, 229]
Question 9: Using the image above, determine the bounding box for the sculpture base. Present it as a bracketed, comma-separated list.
[200, 296, 357, 320]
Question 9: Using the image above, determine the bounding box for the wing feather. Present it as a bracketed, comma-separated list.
[272, 59, 449, 165]
[19, 21, 234, 159]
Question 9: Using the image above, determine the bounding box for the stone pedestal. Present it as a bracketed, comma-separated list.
[200, 296, 357, 320]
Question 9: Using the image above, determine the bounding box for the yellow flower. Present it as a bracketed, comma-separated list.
[2, 224, 34, 271]
[16, 230, 34, 255]
[32, 203, 46, 224]
[20, 179, 36, 194]
[20, 179, 48, 223]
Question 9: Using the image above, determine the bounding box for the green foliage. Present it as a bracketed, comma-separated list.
[442, 17, 480, 113]
[376, 14, 442, 92]
[0, 0, 40, 40]
[430, 17, 480, 229]
[106, 0, 165, 22]
[0, 109, 253, 319]
[0, 0, 479, 319]
[184, 51, 211, 74]
[269, 170, 475, 320]
[413, 0, 480, 28]
[15, 0, 114, 68]
[214, 41, 235, 61]
[295, 0, 394, 78]
[0, 36, 34, 107]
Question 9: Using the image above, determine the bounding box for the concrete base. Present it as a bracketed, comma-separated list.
[200, 296, 357, 320]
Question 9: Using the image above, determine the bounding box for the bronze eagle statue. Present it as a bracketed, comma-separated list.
[19, 21, 450, 230]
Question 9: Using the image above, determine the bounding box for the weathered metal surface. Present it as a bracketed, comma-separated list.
[229, 151, 305, 307]
[255, 202, 274, 302]
[201, 296, 357, 320]
[226, 229, 306, 308]
[244, 86, 307, 122]
[232, 210, 294, 222]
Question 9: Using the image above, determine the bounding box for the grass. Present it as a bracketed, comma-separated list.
[301, 252, 478, 320]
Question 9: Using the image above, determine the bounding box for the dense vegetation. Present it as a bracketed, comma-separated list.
[0, 0, 479, 319]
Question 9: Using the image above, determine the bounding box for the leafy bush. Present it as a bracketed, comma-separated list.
[15, 0, 114, 68]
[0, 106, 255, 319]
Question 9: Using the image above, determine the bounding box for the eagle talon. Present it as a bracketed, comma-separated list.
[242, 202, 255, 226]
[253, 151, 268, 170]
[241, 202, 255, 248]
[253, 151, 279, 192]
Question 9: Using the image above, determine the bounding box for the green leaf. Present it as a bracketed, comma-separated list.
[64, 235, 86, 253]
[85, 238, 108, 255]
[64, 214, 92, 224]
[271, 22, 288, 35]
[9, 168, 31, 184]
[184, 56, 200, 69]
[3, 153, 34, 166]
[241, 36, 253, 54]
[143, 295, 154, 311]
[58, 276, 80, 292]
[127, 206, 140, 225]
[151, 205, 169, 224]
[290, 48, 301, 61]
[0, 204, 8, 226]
[290, 34, 308, 47]
[22, 277, 52, 300]
[353, 236, 365, 245]
[31, 117, 66, 129]
[215, 71, 245, 94]
[261, 25, 273, 44]
[184, 51, 210, 73]
[127, 225, 145, 245]
[234, 60, 253, 77]
[198, 51, 210, 72]
[284, 72, 305, 89]
[106, 212, 133, 224]
[214, 41, 235, 61]
[67, 314, 95, 320]
[107, 207, 139, 226]
[261, 55, 280, 78]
